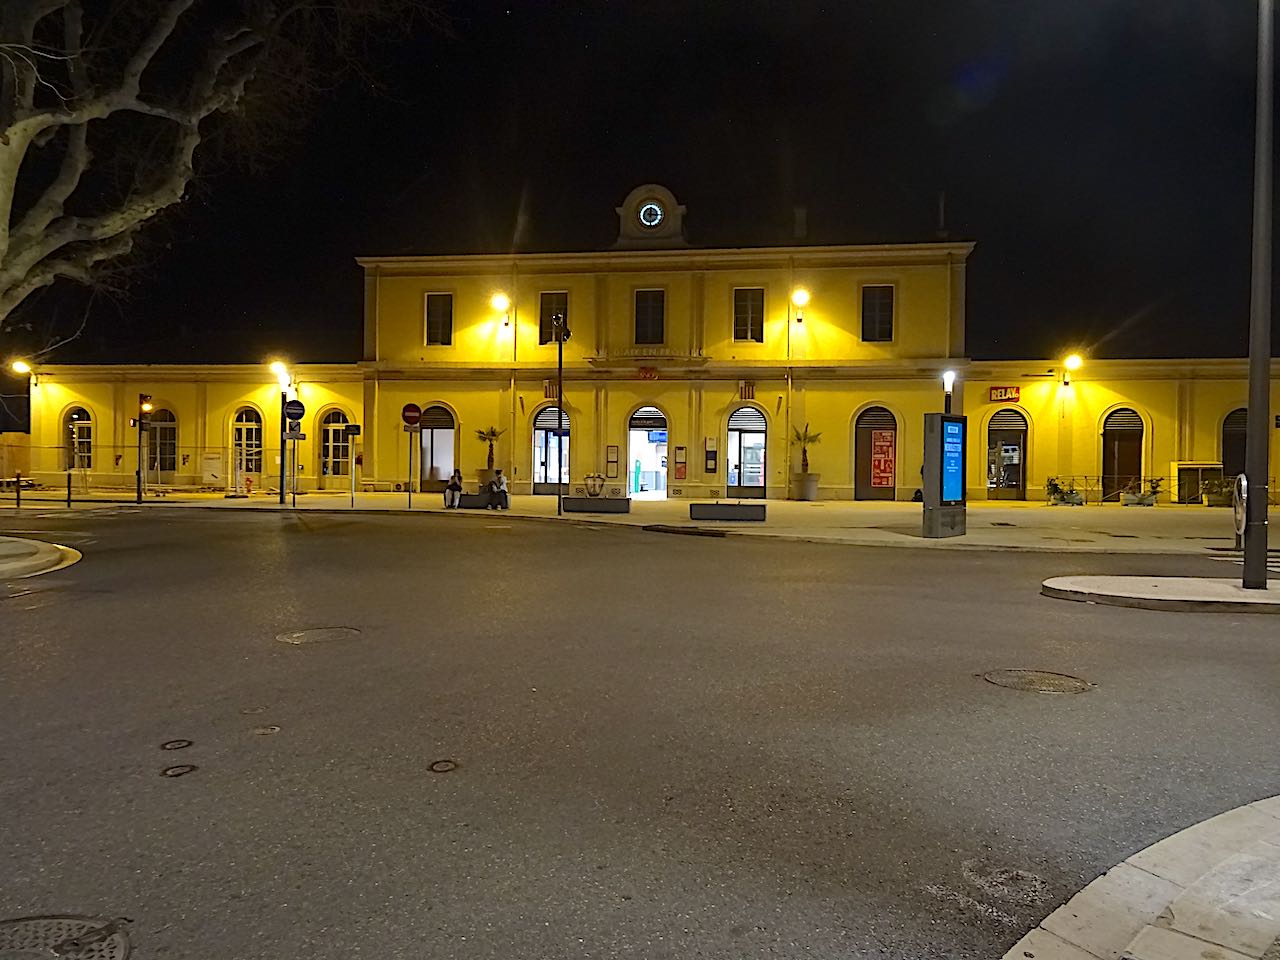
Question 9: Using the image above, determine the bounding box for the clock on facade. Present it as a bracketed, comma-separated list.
[637, 201, 665, 228]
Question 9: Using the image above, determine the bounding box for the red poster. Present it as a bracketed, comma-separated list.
[870, 430, 895, 488]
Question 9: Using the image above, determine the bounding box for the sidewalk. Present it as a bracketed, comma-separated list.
[2, 490, 1277, 554]
[0, 536, 78, 579]
[1006, 795, 1280, 960]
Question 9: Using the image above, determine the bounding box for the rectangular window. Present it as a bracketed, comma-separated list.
[425, 293, 453, 346]
[634, 289, 665, 345]
[733, 288, 765, 342]
[861, 285, 895, 342]
[539, 291, 568, 345]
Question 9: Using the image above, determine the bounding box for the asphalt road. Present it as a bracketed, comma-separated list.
[1, 508, 1277, 960]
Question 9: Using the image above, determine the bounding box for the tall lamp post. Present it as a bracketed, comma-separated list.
[1244, 0, 1273, 590]
[270, 361, 289, 505]
[551, 312, 571, 516]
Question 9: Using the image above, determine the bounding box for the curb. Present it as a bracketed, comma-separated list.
[1042, 576, 1280, 614]
[1003, 795, 1280, 960]
[0, 538, 80, 579]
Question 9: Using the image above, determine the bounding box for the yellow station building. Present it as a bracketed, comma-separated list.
[9, 185, 1280, 504]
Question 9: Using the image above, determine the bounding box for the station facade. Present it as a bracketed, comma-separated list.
[11, 185, 1280, 503]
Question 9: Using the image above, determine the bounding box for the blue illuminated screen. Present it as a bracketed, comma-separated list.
[942, 419, 964, 503]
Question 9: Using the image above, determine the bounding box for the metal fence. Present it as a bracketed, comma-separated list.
[1045, 475, 1280, 506]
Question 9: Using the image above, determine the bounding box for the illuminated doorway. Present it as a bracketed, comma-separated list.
[628, 406, 668, 499]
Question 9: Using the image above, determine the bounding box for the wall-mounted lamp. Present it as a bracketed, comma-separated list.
[269, 359, 290, 388]
[942, 369, 957, 414]
[791, 287, 810, 322]
[10, 359, 35, 385]
[491, 292, 511, 326]
[1062, 353, 1083, 386]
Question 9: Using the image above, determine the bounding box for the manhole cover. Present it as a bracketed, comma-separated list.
[251, 725, 281, 736]
[160, 739, 192, 751]
[428, 759, 458, 773]
[981, 669, 1095, 694]
[275, 627, 361, 645]
[160, 764, 197, 778]
[0, 915, 131, 959]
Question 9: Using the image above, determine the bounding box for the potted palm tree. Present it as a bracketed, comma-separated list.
[791, 423, 822, 500]
[475, 426, 506, 484]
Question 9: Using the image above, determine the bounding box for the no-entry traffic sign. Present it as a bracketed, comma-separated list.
[284, 399, 305, 420]
[401, 403, 422, 426]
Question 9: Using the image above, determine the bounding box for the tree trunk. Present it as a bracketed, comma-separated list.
[801, 448, 809, 473]
[487, 442, 495, 470]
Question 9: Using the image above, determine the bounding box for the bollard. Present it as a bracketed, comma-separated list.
[66, 471, 72, 507]
[14, 471, 19, 509]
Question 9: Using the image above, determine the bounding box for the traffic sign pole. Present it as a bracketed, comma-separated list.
[401, 404, 422, 509]
[408, 429, 414, 509]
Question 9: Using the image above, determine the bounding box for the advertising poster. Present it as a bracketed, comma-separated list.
[942, 419, 965, 503]
[870, 430, 895, 488]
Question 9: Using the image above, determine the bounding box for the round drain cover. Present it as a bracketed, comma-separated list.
[981, 669, 1095, 694]
[275, 627, 361, 645]
[0, 916, 130, 959]
[428, 759, 458, 773]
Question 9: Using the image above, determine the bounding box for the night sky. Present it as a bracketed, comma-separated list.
[43, 1, 1277, 364]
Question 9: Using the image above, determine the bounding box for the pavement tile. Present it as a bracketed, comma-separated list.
[1041, 863, 1183, 960]
[1250, 797, 1280, 822]
[1128, 808, 1280, 888]
[1159, 844, 1280, 958]
[1003, 927, 1103, 960]
[1123, 925, 1254, 960]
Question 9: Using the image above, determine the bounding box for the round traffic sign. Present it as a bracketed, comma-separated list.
[401, 403, 422, 426]
[284, 399, 305, 420]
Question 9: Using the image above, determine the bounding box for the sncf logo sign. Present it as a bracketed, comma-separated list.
[989, 386, 1021, 403]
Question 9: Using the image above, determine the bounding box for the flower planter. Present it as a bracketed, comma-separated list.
[791, 472, 820, 501]
[1120, 493, 1156, 507]
[1049, 493, 1084, 506]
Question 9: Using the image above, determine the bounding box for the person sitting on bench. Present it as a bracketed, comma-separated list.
[487, 470, 509, 510]
[444, 469, 463, 508]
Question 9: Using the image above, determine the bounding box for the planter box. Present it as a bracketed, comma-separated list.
[1120, 493, 1156, 507]
[689, 502, 767, 521]
[563, 497, 630, 513]
[1202, 493, 1233, 507]
[792, 472, 820, 501]
[1049, 494, 1084, 506]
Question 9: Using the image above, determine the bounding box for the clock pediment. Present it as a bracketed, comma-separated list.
[614, 184, 688, 249]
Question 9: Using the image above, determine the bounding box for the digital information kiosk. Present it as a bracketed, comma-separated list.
[923, 413, 967, 538]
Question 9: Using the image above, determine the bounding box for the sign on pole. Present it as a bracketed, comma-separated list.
[284, 399, 305, 421]
[401, 403, 422, 426]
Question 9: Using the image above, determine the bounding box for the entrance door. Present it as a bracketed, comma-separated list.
[533, 405, 569, 494]
[726, 406, 766, 498]
[420, 405, 456, 491]
[1101, 408, 1143, 500]
[318, 410, 350, 489]
[1222, 408, 1247, 478]
[854, 406, 897, 500]
[986, 408, 1027, 500]
[628, 406, 668, 499]
[147, 409, 177, 484]
[232, 407, 263, 491]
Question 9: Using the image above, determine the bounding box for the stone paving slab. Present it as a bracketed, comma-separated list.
[1042, 576, 1280, 613]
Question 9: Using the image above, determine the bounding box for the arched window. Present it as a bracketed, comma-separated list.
[421, 405, 455, 484]
[1222, 408, 1248, 477]
[64, 407, 92, 470]
[148, 409, 177, 476]
[854, 406, 897, 500]
[1101, 408, 1144, 500]
[727, 406, 767, 498]
[319, 410, 351, 485]
[532, 406, 569, 493]
[233, 407, 263, 474]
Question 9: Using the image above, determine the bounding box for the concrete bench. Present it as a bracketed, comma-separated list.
[689, 502, 767, 521]
[563, 497, 630, 514]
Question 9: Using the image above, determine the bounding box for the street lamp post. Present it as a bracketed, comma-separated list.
[270, 362, 289, 505]
[552, 312, 571, 517]
[1244, 0, 1273, 590]
[942, 370, 957, 415]
[135, 393, 153, 504]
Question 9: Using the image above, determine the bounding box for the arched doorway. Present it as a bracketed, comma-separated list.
[628, 406, 668, 499]
[986, 408, 1027, 500]
[64, 406, 92, 471]
[854, 406, 897, 500]
[232, 407, 263, 490]
[318, 410, 351, 489]
[148, 409, 177, 484]
[419, 405, 455, 490]
[1222, 408, 1247, 478]
[1101, 408, 1143, 501]
[726, 406, 766, 498]
[532, 406, 569, 495]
